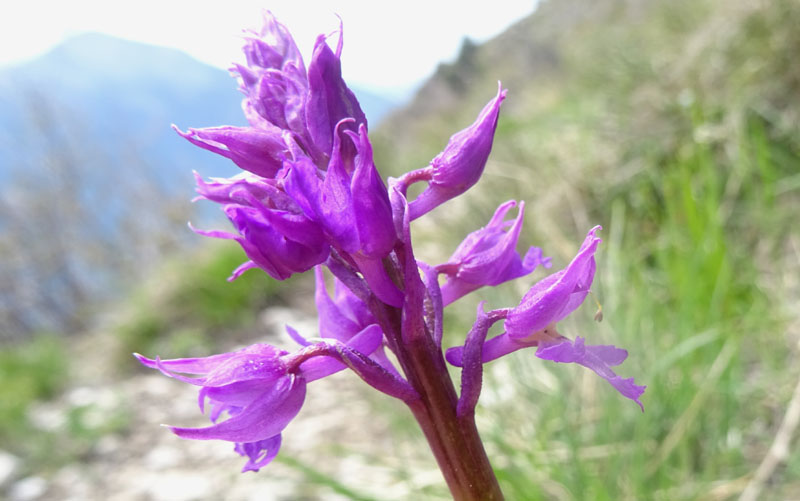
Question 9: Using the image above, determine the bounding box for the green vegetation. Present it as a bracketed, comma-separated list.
[116, 241, 300, 369]
[368, 0, 799, 498]
[5, 0, 798, 498]
[0, 335, 128, 473]
[0, 335, 68, 448]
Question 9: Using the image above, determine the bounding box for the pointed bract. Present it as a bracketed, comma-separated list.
[306, 30, 367, 161]
[348, 124, 395, 258]
[407, 85, 506, 220]
[314, 266, 376, 342]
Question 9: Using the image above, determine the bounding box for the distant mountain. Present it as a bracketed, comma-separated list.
[0, 33, 399, 339]
[0, 32, 398, 181]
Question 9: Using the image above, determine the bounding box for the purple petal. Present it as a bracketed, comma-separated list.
[504, 226, 601, 338]
[319, 123, 359, 250]
[235, 12, 311, 136]
[135, 344, 287, 375]
[332, 272, 374, 326]
[235, 435, 282, 473]
[256, 207, 326, 249]
[438, 200, 548, 305]
[315, 267, 364, 342]
[282, 154, 326, 220]
[228, 260, 258, 281]
[536, 337, 645, 410]
[194, 171, 281, 207]
[348, 124, 395, 258]
[171, 375, 307, 443]
[222, 205, 330, 280]
[249, 70, 307, 134]
[135, 351, 238, 375]
[306, 32, 367, 159]
[283, 130, 360, 252]
[242, 11, 305, 77]
[407, 84, 506, 220]
[200, 353, 287, 388]
[285, 324, 312, 347]
[202, 379, 287, 410]
[352, 253, 403, 307]
[175, 125, 286, 179]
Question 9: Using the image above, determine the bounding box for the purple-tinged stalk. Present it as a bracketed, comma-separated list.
[138, 11, 644, 500]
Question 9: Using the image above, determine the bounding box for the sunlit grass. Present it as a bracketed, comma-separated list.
[464, 110, 795, 500]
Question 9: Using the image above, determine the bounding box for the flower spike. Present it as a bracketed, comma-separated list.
[149, 10, 644, 489]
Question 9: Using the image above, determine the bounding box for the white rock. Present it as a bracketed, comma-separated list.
[94, 434, 122, 456]
[51, 466, 90, 501]
[26, 403, 66, 432]
[146, 472, 212, 501]
[144, 445, 183, 470]
[65, 386, 96, 407]
[9, 476, 47, 501]
[0, 450, 20, 488]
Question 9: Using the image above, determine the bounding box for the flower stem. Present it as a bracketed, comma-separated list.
[384, 306, 504, 500]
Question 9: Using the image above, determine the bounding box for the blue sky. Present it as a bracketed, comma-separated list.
[1, 1, 538, 98]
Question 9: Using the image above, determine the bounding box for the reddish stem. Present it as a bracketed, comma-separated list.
[381, 305, 504, 500]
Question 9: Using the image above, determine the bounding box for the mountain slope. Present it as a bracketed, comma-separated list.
[0, 32, 399, 339]
[370, 0, 800, 498]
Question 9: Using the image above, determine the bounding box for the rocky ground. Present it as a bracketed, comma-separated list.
[1, 307, 444, 501]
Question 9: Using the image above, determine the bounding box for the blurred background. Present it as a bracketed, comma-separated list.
[1, 0, 799, 499]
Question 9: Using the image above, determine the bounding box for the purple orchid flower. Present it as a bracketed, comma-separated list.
[446, 226, 645, 410]
[135, 344, 304, 472]
[395, 84, 506, 220]
[191, 200, 330, 281]
[435, 200, 551, 306]
[185, 12, 392, 282]
[136, 323, 414, 472]
[148, 11, 643, 494]
[283, 122, 395, 260]
[233, 11, 316, 163]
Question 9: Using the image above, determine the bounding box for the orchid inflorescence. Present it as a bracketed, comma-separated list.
[136, 12, 645, 496]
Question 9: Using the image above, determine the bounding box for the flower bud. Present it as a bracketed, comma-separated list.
[407, 84, 506, 220]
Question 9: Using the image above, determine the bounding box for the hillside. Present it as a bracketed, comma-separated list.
[374, 0, 799, 263]
[371, 0, 800, 498]
[3, 1, 800, 499]
[0, 33, 399, 340]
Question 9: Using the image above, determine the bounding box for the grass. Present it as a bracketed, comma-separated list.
[0, 334, 132, 475]
[363, 105, 796, 500]
[6, 0, 798, 498]
[115, 240, 299, 370]
[362, 1, 800, 498]
[482, 116, 796, 499]
[0, 334, 68, 449]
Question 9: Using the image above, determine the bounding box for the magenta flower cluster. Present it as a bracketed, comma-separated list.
[137, 12, 645, 474]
